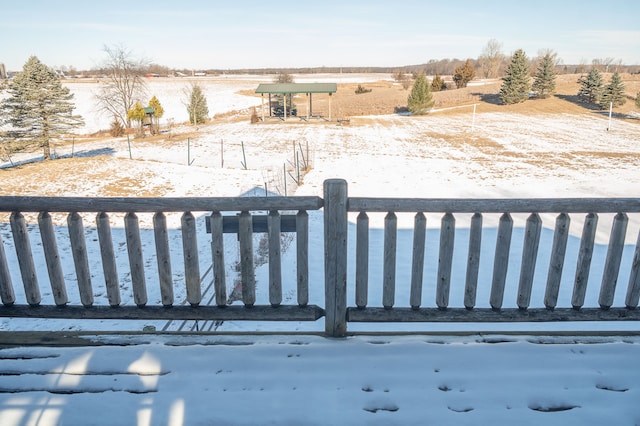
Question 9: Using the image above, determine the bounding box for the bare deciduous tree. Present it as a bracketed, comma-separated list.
[95, 44, 148, 128]
[478, 39, 505, 79]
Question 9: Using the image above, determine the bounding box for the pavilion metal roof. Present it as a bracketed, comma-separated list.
[255, 83, 337, 95]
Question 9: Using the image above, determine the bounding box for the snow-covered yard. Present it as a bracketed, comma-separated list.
[1, 75, 640, 425]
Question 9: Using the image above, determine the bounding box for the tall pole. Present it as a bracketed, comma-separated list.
[607, 102, 613, 131]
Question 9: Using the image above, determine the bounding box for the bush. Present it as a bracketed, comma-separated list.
[355, 85, 372, 95]
[250, 107, 259, 123]
[110, 118, 125, 137]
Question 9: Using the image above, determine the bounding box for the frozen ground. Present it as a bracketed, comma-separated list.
[1, 76, 640, 425]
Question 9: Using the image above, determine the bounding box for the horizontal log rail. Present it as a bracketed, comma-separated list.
[0, 196, 323, 213]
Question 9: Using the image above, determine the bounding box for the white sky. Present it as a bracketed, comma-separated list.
[1, 0, 639, 71]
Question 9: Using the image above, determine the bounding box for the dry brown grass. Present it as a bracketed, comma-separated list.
[238, 73, 640, 121]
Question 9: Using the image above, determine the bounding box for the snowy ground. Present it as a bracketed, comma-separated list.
[1, 75, 640, 425]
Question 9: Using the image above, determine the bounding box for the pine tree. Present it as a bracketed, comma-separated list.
[577, 69, 603, 104]
[431, 73, 446, 92]
[184, 83, 209, 125]
[598, 71, 626, 109]
[453, 59, 476, 89]
[1, 56, 83, 159]
[531, 53, 556, 98]
[499, 49, 531, 105]
[407, 72, 434, 115]
[127, 102, 146, 135]
[148, 96, 164, 133]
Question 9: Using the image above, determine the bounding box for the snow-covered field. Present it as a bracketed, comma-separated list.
[1, 75, 640, 425]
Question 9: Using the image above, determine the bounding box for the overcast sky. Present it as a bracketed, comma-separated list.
[1, 0, 639, 71]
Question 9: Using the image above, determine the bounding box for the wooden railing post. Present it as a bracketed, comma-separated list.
[324, 179, 348, 337]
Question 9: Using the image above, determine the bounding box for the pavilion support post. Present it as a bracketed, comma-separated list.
[307, 93, 311, 120]
[269, 94, 272, 117]
[284, 93, 288, 121]
[261, 95, 265, 121]
[329, 93, 332, 121]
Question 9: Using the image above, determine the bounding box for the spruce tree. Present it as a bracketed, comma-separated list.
[499, 49, 531, 105]
[531, 53, 556, 98]
[407, 72, 434, 115]
[184, 83, 209, 124]
[577, 69, 603, 104]
[1, 56, 83, 159]
[598, 71, 626, 109]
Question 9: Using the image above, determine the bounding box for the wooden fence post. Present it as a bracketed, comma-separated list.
[324, 179, 348, 337]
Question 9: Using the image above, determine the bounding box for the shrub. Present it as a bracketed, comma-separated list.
[250, 107, 259, 123]
[110, 118, 125, 137]
[355, 85, 372, 94]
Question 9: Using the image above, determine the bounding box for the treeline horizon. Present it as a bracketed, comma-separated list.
[7, 56, 638, 78]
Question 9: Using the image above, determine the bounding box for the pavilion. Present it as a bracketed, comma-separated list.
[255, 83, 337, 121]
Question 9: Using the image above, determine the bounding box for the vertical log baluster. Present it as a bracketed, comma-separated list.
[517, 213, 542, 310]
[544, 213, 570, 310]
[10, 212, 40, 306]
[239, 211, 255, 306]
[210, 212, 227, 307]
[355, 211, 369, 309]
[410, 212, 426, 309]
[464, 213, 483, 309]
[572, 213, 598, 309]
[0, 231, 16, 306]
[268, 210, 282, 307]
[68, 212, 93, 307]
[296, 210, 309, 307]
[153, 212, 173, 306]
[625, 228, 640, 309]
[182, 211, 201, 306]
[125, 212, 146, 307]
[490, 213, 513, 310]
[96, 212, 120, 306]
[599, 212, 628, 309]
[38, 212, 68, 306]
[436, 213, 455, 309]
[382, 212, 397, 309]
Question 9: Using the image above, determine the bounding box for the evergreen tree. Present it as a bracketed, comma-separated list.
[148, 95, 164, 133]
[453, 59, 476, 89]
[0, 56, 83, 160]
[499, 49, 531, 105]
[577, 69, 603, 104]
[127, 102, 146, 135]
[431, 73, 446, 92]
[184, 83, 209, 125]
[598, 71, 626, 109]
[531, 53, 556, 98]
[407, 72, 434, 115]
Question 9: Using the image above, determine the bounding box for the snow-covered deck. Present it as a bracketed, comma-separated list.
[1, 333, 639, 425]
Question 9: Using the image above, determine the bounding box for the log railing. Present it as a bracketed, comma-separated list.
[324, 179, 640, 335]
[0, 196, 325, 323]
[1, 180, 640, 337]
